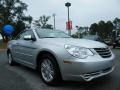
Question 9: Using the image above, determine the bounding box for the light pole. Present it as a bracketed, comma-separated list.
[65, 2, 71, 36]
[52, 13, 56, 29]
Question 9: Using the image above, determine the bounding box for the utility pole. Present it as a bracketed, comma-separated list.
[65, 2, 71, 36]
[53, 13, 56, 29]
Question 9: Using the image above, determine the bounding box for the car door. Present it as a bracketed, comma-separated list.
[12, 31, 26, 61]
[13, 30, 37, 67]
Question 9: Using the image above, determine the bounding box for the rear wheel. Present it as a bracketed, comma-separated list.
[38, 54, 61, 85]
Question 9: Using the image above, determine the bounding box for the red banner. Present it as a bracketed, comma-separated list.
[66, 21, 72, 30]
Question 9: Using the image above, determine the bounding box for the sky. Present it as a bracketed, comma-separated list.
[22, 0, 120, 32]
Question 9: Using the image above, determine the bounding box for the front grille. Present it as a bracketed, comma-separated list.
[94, 48, 112, 58]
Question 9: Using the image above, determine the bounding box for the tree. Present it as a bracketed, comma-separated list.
[75, 26, 89, 38]
[106, 21, 114, 38]
[113, 18, 120, 35]
[33, 15, 53, 29]
[98, 21, 106, 38]
[0, 0, 32, 42]
[90, 23, 98, 35]
[90, 20, 114, 39]
[113, 18, 120, 29]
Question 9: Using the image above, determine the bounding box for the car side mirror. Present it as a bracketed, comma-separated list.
[24, 35, 36, 41]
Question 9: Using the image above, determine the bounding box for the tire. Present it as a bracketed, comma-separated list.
[113, 45, 116, 49]
[7, 51, 16, 66]
[38, 54, 61, 86]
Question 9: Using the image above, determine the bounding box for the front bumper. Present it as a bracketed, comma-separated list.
[80, 66, 114, 81]
[60, 54, 115, 81]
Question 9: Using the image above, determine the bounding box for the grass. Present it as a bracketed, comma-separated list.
[0, 42, 7, 49]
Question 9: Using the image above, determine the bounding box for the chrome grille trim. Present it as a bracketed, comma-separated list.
[94, 48, 112, 58]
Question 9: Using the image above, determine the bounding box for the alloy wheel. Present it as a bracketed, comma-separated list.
[41, 59, 55, 82]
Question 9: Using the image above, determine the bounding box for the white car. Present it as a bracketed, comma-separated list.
[7, 29, 115, 85]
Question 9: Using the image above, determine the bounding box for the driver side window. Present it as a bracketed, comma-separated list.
[16, 30, 34, 40]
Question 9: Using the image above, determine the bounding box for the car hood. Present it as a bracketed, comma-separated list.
[39, 38, 107, 48]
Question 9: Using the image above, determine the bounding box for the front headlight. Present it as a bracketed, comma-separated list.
[65, 45, 94, 59]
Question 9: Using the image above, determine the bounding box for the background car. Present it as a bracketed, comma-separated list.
[113, 36, 120, 48]
[104, 38, 113, 46]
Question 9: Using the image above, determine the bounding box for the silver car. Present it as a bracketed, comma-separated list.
[7, 29, 115, 85]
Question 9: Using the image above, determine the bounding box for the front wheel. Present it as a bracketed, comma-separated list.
[7, 52, 16, 66]
[113, 45, 116, 49]
[39, 54, 61, 85]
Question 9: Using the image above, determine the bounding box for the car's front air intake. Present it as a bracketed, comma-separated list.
[94, 48, 112, 58]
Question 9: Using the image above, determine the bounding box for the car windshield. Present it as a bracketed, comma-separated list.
[36, 29, 71, 38]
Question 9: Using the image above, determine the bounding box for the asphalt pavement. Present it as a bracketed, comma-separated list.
[0, 48, 120, 90]
[0, 50, 33, 90]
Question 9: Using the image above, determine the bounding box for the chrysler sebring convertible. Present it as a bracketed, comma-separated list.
[7, 29, 115, 85]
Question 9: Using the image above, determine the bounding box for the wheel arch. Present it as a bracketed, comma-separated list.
[36, 50, 59, 68]
[7, 48, 11, 55]
[36, 50, 62, 79]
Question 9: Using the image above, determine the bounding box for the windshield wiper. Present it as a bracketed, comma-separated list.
[41, 37, 71, 38]
[43, 37, 55, 38]
[56, 37, 71, 38]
